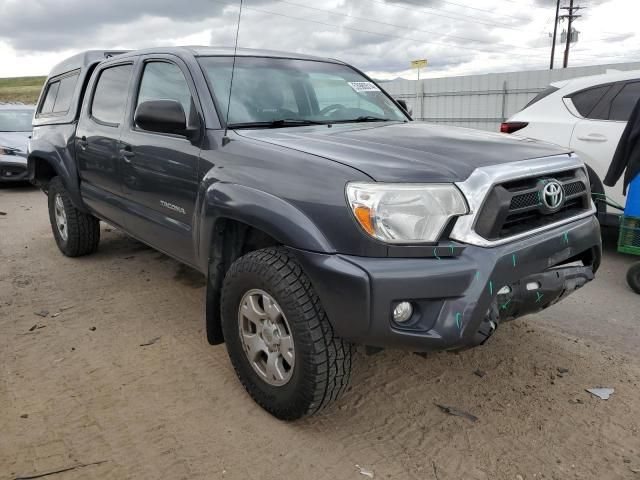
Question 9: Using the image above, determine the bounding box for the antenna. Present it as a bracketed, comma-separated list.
[222, 0, 243, 145]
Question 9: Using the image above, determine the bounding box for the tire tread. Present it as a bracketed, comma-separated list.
[222, 247, 353, 419]
[48, 177, 100, 257]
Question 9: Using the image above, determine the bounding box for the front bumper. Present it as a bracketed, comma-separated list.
[0, 156, 28, 182]
[292, 214, 601, 352]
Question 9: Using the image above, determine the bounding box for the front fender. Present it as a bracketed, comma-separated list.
[197, 182, 334, 269]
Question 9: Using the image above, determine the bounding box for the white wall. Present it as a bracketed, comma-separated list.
[382, 62, 640, 132]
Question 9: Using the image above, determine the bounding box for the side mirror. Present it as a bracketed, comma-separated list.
[135, 100, 188, 135]
[395, 99, 412, 117]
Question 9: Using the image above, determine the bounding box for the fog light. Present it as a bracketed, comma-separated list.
[526, 281, 541, 291]
[393, 302, 413, 323]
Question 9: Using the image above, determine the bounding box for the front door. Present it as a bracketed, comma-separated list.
[76, 62, 135, 227]
[119, 57, 203, 264]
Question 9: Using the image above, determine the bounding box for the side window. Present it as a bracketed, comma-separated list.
[52, 73, 79, 113]
[569, 85, 611, 118]
[39, 72, 79, 115]
[523, 86, 558, 109]
[91, 64, 133, 125]
[136, 61, 192, 122]
[40, 81, 60, 114]
[609, 82, 640, 122]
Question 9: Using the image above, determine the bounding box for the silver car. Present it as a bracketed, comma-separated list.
[0, 103, 34, 182]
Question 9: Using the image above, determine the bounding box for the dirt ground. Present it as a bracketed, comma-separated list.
[1, 185, 639, 480]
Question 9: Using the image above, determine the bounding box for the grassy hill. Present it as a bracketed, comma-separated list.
[0, 76, 46, 105]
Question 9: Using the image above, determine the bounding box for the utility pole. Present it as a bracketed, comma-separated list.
[560, 0, 582, 68]
[550, 0, 561, 69]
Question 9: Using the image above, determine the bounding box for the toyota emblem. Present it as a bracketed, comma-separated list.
[541, 180, 564, 211]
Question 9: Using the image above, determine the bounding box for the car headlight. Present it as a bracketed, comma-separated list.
[346, 182, 468, 243]
[0, 147, 17, 156]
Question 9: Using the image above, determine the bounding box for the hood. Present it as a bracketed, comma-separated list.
[236, 122, 571, 182]
[0, 131, 30, 152]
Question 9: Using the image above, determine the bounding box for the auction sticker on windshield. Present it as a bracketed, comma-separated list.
[348, 81, 381, 93]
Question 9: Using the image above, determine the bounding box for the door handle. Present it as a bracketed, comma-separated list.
[77, 136, 88, 150]
[120, 147, 135, 162]
[576, 133, 607, 142]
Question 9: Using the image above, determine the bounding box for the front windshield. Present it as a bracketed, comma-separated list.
[198, 56, 407, 127]
[0, 109, 34, 132]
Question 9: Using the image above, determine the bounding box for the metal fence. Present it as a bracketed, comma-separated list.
[382, 62, 640, 132]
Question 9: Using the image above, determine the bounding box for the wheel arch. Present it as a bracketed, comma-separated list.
[583, 162, 609, 220]
[199, 183, 336, 345]
[28, 148, 86, 211]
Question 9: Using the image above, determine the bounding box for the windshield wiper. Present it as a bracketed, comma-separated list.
[228, 119, 329, 129]
[332, 116, 396, 124]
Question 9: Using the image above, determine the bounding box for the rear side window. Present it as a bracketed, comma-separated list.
[569, 85, 611, 118]
[523, 86, 558, 109]
[39, 72, 79, 115]
[53, 74, 79, 113]
[609, 82, 640, 122]
[40, 82, 59, 114]
[91, 64, 133, 125]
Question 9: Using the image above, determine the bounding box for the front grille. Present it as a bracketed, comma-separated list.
[508, 181, 586, 211]
[564, 181, 586, 197]
[474, 168, 591, 241]
[509, 191, 540, 210]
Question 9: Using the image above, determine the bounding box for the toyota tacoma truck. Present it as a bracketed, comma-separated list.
[29, 47, 601, 420]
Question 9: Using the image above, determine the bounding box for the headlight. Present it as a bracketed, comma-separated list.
[0, 147, 17, 156]
[346, 182, 468, 243]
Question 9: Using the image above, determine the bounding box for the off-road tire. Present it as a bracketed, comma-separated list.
[221, 247, 353, 420]
[627, 262, 640, 294]
[48, 176, 100, 257]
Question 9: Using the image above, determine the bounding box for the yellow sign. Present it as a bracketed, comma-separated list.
[410, 59, 428, 69]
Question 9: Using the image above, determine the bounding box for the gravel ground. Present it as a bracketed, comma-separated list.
[1, 185, 639, 480]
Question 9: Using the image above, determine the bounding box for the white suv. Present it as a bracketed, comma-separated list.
[503, 70, 640, 226]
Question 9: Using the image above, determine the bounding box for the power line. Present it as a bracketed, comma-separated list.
[497, 0, 537, 5]
[212, 0, 633, 72]
[426, 0, 532, 22]
[357, 0, 529, 31]
[267, 0, 553, 55]
[213, 0, 553, 60]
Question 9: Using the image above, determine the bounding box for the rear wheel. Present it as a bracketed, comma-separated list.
[48, 177, 100, 257]
[627, 262, 640, 294]
[221, 247, 353, 420]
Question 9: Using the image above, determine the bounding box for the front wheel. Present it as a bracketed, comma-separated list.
[627, 262, 640, 294]
[48, 177, 100, 257]
[221, 247, 353, 420]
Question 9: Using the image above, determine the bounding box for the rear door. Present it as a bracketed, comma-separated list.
[570, 80, 640, 207]
[76, 61, 135, 226]
[118, 55, 203, 264]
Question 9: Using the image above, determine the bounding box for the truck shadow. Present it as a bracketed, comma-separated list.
[173, 263, 206, 288]
[0, 182, 35, 191]
[94, 226, 206, 289]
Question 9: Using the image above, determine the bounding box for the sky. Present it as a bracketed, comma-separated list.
[0, 0, 638, 80]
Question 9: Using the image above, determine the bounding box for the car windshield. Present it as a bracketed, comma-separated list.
[198, 56, 407, 127]
[0, 109, 34, 132]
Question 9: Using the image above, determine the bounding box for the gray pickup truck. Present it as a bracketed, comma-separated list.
[29, 47, 601, 420]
